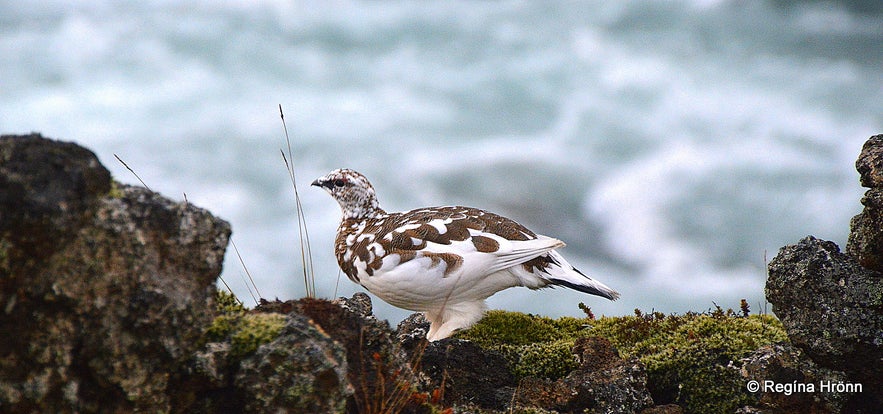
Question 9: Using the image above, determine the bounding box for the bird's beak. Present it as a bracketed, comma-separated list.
[311, 178, 324, 188]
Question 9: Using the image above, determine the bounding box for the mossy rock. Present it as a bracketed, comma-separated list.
[459, 306, 788, 414]
[460, 310, 587, 347]
[204, 290, 286, 359]
[457, 310, 590, 379]
[107, 180, 125, 198]
[589, 309, 788, 413]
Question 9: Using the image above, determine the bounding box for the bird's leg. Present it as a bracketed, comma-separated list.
[425, 301, 488, 341]
[427, 321, 461, 342]
[424, 310, 443, 341]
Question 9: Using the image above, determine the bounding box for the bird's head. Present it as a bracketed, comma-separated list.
[312, 169, 385, 220]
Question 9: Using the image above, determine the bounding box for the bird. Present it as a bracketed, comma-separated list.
[312, 168, 619, 341]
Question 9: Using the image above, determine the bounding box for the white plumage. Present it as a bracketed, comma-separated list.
[312, 168, 619, 341]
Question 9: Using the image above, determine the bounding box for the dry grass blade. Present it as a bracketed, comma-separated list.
[238, 271, 258, 306]
[334, 268, 342, 299]
[231, 239, 261, 305]
[279, 104, 317, 298]
[113, 153, 151, 191]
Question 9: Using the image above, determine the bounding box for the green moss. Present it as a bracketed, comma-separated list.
[589, 311, 787, 413]
[228, 313, 286, 357]
[457, 310, 590, 380]
[508, 339, 579, 379]
[459, 310, 586, 347]
[204, 290, 286, 359]
[107, 180, 125, 198]
[458, 305, 788, 414]
[216, 289, 246, 314]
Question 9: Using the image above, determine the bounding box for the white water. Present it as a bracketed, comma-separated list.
[2, 0, 881, 323]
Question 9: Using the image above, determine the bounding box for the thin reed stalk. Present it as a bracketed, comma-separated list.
[278, 104, 317, 298]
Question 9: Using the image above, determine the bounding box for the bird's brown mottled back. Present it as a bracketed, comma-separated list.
[334, 206, 547, 282]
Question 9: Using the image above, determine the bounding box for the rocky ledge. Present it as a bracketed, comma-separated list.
[1, 133, 881, 413]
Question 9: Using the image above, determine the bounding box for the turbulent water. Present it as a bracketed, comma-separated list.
[3, 0, 881, 323]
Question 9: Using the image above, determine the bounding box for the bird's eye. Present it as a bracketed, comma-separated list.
[333, 179, 346, 187]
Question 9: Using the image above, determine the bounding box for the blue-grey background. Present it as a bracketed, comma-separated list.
[3, 1, 881, 324]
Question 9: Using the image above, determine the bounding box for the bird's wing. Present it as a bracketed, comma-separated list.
[361, 206, 563, 275]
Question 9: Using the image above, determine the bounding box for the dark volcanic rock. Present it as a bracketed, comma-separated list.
[766, 237, 883, 410]
[516, 337, 654, 414]
[739, 343, 849, 413]
[397, 313, 519, 410]
[419, 338, 517, 409]
[291, 294, 426, 414]
[0, 133, 111, 260]
[179, 300, 354, 414]
[764, 135, 883, 413]
[640, 404, 684, 414]
[0, 134, 232, 412]
[235, 313, 351, 413]
[854, 134, 883, 188]
[847, 188, 883, 270]
[396, 312, 432, 350]
[848, 134, 883, 271]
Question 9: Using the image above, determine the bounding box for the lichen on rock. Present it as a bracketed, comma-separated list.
[234, 312, 351, 413]
[457, 310, 588, 380]
[766, 237, 883, 411]
[740, 342, 850, 413]
[204, 291, 287, 359]
[0, 134, 232, 413]
[452, 307, 788, 414]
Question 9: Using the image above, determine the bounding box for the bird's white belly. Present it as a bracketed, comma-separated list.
[356, 253, 520, 312]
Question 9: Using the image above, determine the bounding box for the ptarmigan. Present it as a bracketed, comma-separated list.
[312, 168, 619, 341]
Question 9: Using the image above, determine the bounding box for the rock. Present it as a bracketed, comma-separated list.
[515, 337, 654, 414]
[732, 407, 772, 414]
[739, 343, 849, 413]
[395, 312, 432, 351]
[235, 313, 351, 413]
[396, 312, 525, 410]
[418, 338, 517, 410]
[189, 342, 233, 389]
[847, 135, 883, 271]
[173, 341, 238, 412]
[335, 291, 374, 318]
[640, 404, 684, 414]
[179, 296, 353, 413]
[854, 134, 883, 188]
[0, 133, 111, 260]
[847, 188, 883, 270]
[291, 294, 427, 414]
[0, 134, 232, 412]
[766, 236, 883, 410]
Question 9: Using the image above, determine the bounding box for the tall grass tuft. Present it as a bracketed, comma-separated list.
[279, 104, 317, 298]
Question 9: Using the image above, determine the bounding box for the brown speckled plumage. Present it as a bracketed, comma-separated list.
[313, 168, 619, 341]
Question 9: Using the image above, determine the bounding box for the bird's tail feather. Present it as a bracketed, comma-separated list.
[548, 271, 620, 300]
[488, 236, 565, 274]
[533, 250, 620, 300]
